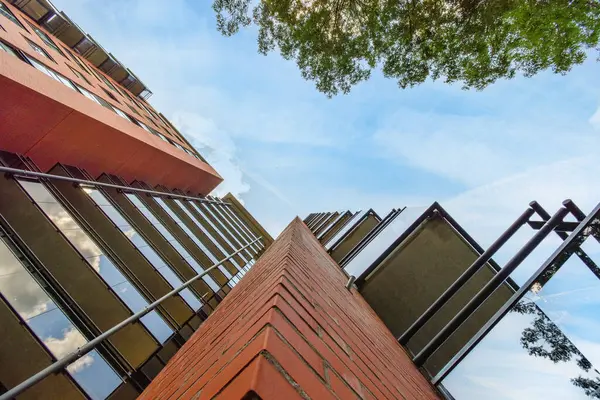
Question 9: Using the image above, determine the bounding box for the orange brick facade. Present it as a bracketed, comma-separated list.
[140, 218, 439, 399]
[0, 0, 222, 194]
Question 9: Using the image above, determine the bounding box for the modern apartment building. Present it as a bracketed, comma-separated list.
[2, 1, 600, 399]
[0, 1, 273, 398]
[304, 203, 600, 399]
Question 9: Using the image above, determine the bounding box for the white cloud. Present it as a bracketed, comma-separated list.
[45, 328, 95, 373]
[589, 107, 600, 130]
[171, 112, 250, 199]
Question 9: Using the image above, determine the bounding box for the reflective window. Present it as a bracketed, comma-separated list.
[343, 207, 427, 277]
[197, 202, 254, 261]
[114, 107, 134, 123]
[25, 38, 54, 62]
[64, 48, 92, 75]
[207, 202, 259, 256]
[68, 65, 91, 85]
[0, 40, 20, 58]
[0, 3, 24, 28]
[440, 242, 600, 400]
[25, 21, 64, 56]
[214, 203, 262, 253]
[125, 194, 220, 292]
[19, 181, 173, 343]
[0, 238, 121, 399]
[84, 189, 202, 311]
[74, 84, 117, 113]
[172, 199, 237, 276]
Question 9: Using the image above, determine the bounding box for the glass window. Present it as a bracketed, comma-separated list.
[0, 238, 122, 400]
[25, 38, 54, 62]
[25, 21, 64, 57]
[75, 84, 115, 112]
[0, 2, 24, 29]
[216, 204, 262, 253]
[179, 201, 244, 272]
[113, 107, 134, 123]
[206, 202, 257, 254]
[68, 65, 91, 85]
[101, 87, 120, 104]
[125, 194, 220, 293]
[0, 40, 20, 58]
[19, 181, 173, 344]
[84, 189, 202, 311]
[198, 202, 255, 261]
[64, 48, 92, 76]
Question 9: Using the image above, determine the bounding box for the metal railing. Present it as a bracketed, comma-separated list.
[0, 165, 229, 206]
[0, 237, 262, 400]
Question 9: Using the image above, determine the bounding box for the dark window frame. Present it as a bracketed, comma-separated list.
[25, 20, 65, 57]
[0, 2, 25, 29]
[23, 36, 55, 63]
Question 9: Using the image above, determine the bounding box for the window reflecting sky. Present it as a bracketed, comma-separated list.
[126, 194, 220, 292]
[0, 238, 121, 400]
[84, 189, 202, 311]
[442, 239, 600, 399]
[19, 181, 173, 344]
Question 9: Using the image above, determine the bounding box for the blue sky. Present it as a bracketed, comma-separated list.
[52, 0, 600, 247]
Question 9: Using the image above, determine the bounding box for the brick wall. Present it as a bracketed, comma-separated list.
[139, 217, 439, 399]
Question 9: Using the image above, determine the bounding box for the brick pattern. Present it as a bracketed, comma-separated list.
[140, 218, 439, 399]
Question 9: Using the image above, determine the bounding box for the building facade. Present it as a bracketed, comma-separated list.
[3, 1, 600, 399]
[0, 1, 274, 398]
[305, 203, 600, 399]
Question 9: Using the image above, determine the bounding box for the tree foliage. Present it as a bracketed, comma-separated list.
[512, 300, 600, 398]
[213, 0, 600, 96]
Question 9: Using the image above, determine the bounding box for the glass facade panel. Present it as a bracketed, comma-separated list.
[343, 207, 426, 277]
[0, 241, 57, 320]
[0, 238, 121, 400]
[0, 40, 19, 58]
[0, 3, 24, 28]
[205, 202, 256, 257]
[214, 204, 261, 253]
[26, 39, 53, 62]
[193, 202, 252, 263]
[86, 255, 127, 286]
[172, 200, 236, 277]
[85, 189, 202, 311]
[26, 21, 64, 56]
[125, 194, 220, 293]
[441, 246, 600, 400]
[20, 181, 173, 343]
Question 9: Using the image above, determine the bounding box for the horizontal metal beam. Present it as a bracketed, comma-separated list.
[0, 165, 229, 206]
[0, 237, 262, 400]
[527, 220, 580, 232]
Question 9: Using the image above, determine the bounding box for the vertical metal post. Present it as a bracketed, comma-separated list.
[398, 207, 535, 345]
[413, 207, 569, 367]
